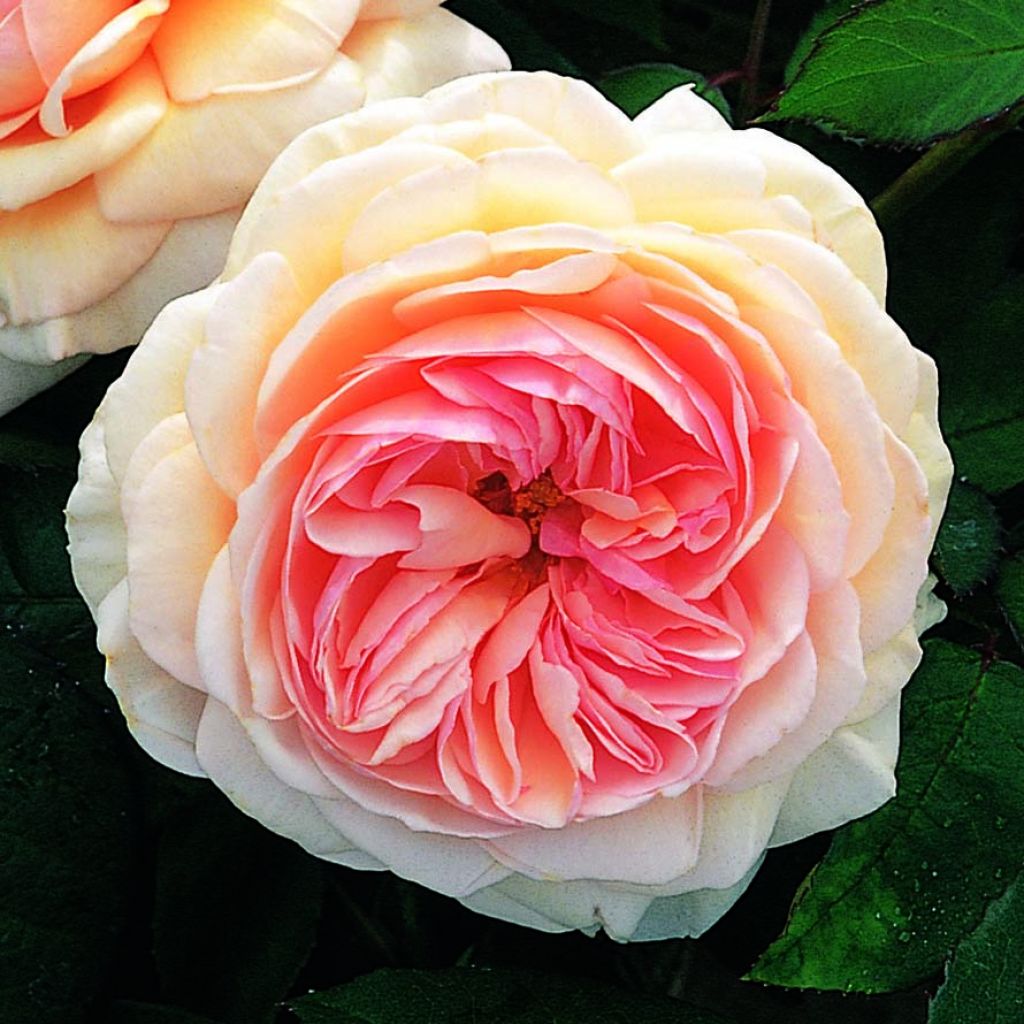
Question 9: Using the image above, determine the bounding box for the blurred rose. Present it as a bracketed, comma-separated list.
[0, 0, 508, 413]
[68, 72, 952, 940]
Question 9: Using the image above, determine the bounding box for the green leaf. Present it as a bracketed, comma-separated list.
[0, 461, 136, 1024]
[764, 0, 1024, 145]
[928, 875, 1024, 1023]
[783, 2, 860, 86]
[749, 641, 1024, 993]
[996, 554, 1024, 648]
[291, 967, 731, 1024]
[599, 64, 732, 122]
[153, 792, 324, 1024]
[933, 275, 1024, 494]
[933, 482, 1001, 596]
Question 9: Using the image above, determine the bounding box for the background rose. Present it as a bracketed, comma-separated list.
[0, 0, 508, 415]
[67, 71, 952, 941]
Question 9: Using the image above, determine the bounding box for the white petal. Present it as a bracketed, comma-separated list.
[96, 579, 207, 776]
[343, 7, 510, 104]
[196, 697, 384, 868]
[770, 695, 900, 847]
[633, 83, 731, 136]
[484, 789, 703, 885]
[67, 405, 126, 613]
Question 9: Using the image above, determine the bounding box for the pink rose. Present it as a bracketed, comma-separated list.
[0, 0, 508, 413]
[67, 72, 952, 940]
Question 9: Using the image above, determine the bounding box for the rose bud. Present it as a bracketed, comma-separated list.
[67, 72, 953, 940]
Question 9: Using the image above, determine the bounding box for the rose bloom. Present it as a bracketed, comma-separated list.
[0, 0, 508, 414]
[68, 72, 952, 940]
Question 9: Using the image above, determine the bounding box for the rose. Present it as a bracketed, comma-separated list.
[0, 0, 508, 414]
[67, 71, 952, 940]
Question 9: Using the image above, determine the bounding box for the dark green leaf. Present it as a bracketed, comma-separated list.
[928, 875, 1024, 1023]
[107, 1002, 223, 1024]
[599, 63, 731, 122]
[933, 482, 1001, 595]
[444, 1, 579, 74]
[783, 2, 860, 86]
[547, 0, 666, 49]
[933, 276, 1024, 494]
[884, 134, 1024, 345]
[996, 554, 1024, 648]
[153, 793, 324, 1024]
[292, 967, 730, 1024]
[0, 557, 136, 1023]
[765, 0, 1024, 145]
[749, 641, 1024, 992]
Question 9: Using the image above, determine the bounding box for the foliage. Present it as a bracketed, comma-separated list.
[3, 2, 1024, 1022]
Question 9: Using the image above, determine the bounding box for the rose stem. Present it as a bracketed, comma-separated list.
[738, 0, 773, 125]
[872, 101, 1024, 228]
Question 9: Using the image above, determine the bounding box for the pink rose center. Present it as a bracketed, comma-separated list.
[257, 274, 814, 829]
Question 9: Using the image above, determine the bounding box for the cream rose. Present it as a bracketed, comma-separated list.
[67, 72, 952, 941]
[0, 0, 508, 414]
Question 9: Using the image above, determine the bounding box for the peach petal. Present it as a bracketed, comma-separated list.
[2, 55, 163, 210]
[425, 70, 639, 170]
[0, 206, 240, 365]
[341, 146, 634, 272]
[37, 1, 166, 138]
[0, 5, 45, 117]
[103, 285, 221, 481]
[22, 0, 131, 85]
[0, 177, 169, 324]
[743, 305, 891, 578]
[195, 545, 253, 716]
[729, 229, 918, 432]
[125, 441, 234, 687]
[152, 0, 359, 103]
[703, 632, 817, 787]
[95, 52, 366, 221]
[186, 252, 305, 497]
[124, 440, 233, 688]
[229, 141, 476, 302]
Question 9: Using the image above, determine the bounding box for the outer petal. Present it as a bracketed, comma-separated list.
[151, 0, 360, 102]
[196, 697, 386, 868]
[96, 578, 207, 776]
[94, 53, 366, 221]
[342, 7, 510, 104]
[1, 52, 167, 210]
[0, 178, 168, 326]
[770, 695, 900, 847]
[0, 207, 239, 363]
[484, 789, 703, 885]
[66, 406, 128, 612]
